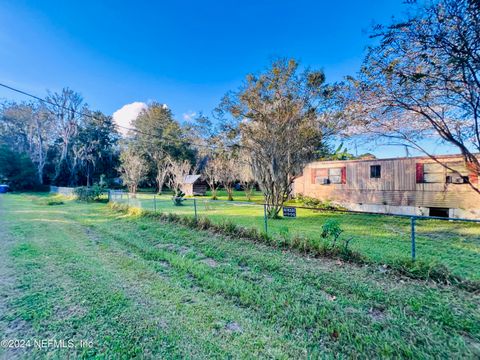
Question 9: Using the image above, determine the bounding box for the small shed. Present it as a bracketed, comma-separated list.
[182, 175, 207, 196]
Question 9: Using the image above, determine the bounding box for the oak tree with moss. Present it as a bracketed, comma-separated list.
[219, 59, 335, 217]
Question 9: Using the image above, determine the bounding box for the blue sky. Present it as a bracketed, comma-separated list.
[0, 0, 457, 157]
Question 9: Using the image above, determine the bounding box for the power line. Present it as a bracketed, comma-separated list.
[0, 82, 161, 137]
[0, 82, 238, 151]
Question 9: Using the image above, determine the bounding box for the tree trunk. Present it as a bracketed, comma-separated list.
[37, 163, 44, 185]
[226, 185, 234, 201]
[263, 183, 288, 218]
[243, 182, 254, 201]
[157, 177, 165, 195]
[35, 121, 45, 185]
[208, 182, 218, 200]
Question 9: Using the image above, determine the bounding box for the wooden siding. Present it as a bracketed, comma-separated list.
[183, 183, 207, 196]
[293, 156, 480, 209]
[344, 159, 417, 191]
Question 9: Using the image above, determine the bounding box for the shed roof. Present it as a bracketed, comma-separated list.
[183, 175, 202, 184]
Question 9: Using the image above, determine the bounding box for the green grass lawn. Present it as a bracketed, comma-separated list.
[136, 188, 266, 202]
[113, 191, 480, 281]
[0, 193, 479, 358]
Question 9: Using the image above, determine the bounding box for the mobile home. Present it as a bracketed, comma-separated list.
[293, 154, 480, 219]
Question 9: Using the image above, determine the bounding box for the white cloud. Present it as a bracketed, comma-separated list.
[182, 111, 197, 122]
[112, 102, 147, 136]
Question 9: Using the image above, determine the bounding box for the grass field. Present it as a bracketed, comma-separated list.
[0, 193, 479, 358]
[137, 189, 266, 202]
[113, 191, 480, 281]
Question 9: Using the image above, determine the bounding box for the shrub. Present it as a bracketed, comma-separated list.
[243, 227, 261, 240]
[166, 213, 180, 222]
[321, 220, 343, 247]
[319, 220, 360, 261]
[213, 221, 238, 236]
[181, 216, 197, 228]
[295, 194, 347, 211]
[278, 226, 289, 238]
[172, 190, 186, 206]
[47, 200, 64, 206]
[197, 217, 212, 230]
[127, 206, 144, 216]
[74, 185, 105, 202]
[34, 195, 65, 206]
[0, 144, 39, 190]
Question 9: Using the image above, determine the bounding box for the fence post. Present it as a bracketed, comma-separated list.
[263, 204, 268, 235]
[127, 193, 130, 207]
[154, 195, 156, 212]
[194, 198, 198, 222]
[411, 216, 416, 261]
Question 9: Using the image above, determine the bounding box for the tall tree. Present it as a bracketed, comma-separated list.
[168, 159, 191, 197]
[203, 155, 222, 200]
[190, 113, 239, 199]
[343, 0, 480, 193]
[131, 103, 194, 193]
[215, 154, 238, 201]
[73, 111, 119, 186]
[0, 101, 54, 184]
[46, 88, 85, 185]
[119, 147, 147, 194]
[237, 153, 256, 201]
[219, 59, 335, 217]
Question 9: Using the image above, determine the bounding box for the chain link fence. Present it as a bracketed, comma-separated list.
[109, 191, 480, 281]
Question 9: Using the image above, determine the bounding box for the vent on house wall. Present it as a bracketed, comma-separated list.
[429, 207, 449, 218]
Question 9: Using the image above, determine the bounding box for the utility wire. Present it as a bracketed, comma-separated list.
[0, 82, 165, 138]
[0, 82, 231, 150]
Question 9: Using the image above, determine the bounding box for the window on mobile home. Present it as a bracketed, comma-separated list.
[423, 162, 469, 183]
[370, 165, 381, 179]
[423, 163, 445, 183]
[328, 168, 342, 184]
[312, 167, 345, 184]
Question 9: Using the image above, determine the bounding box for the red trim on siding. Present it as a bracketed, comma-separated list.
[469, 172, 478, 184]
[341, 167, 346, 184]
[416, 163, 424, 183]
[466, 161, 478, 184]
